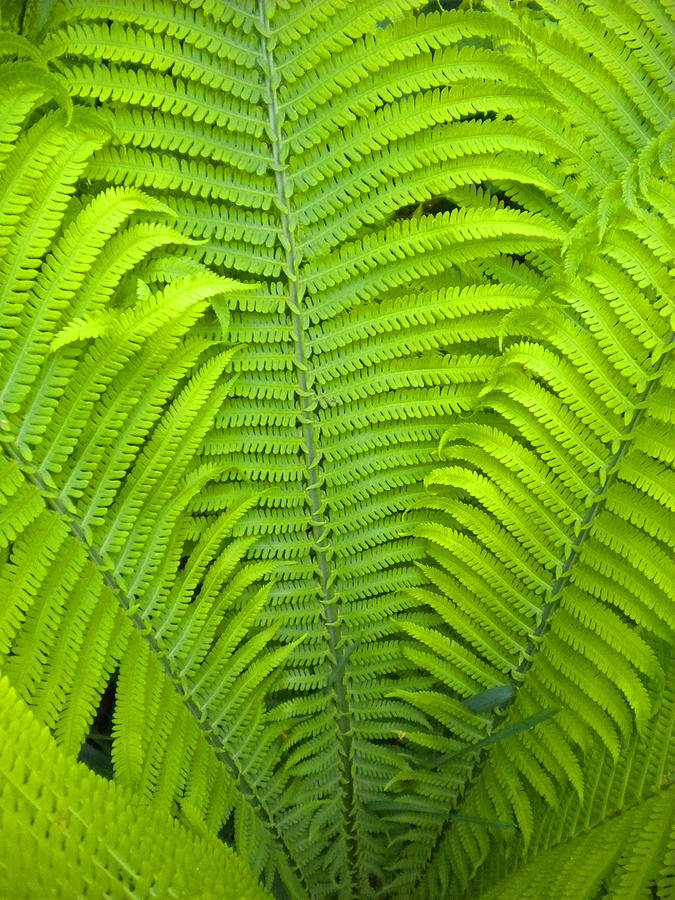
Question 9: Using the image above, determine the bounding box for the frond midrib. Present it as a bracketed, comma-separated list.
[255, 3, 359, 895]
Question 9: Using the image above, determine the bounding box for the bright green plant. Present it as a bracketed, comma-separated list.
[0, 1, 672, 898]
[0, 674, 272, 899]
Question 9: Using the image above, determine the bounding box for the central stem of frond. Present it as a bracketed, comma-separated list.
[255, 3, 359, 894]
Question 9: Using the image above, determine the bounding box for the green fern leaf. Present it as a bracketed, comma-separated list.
[0, 674, 271, 900]
[0, 2, 672, 897]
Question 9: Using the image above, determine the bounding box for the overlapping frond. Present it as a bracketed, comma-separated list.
[468, 641, 675, 899]
[0, 674, 271, 900]
[476, 787, 675, 900]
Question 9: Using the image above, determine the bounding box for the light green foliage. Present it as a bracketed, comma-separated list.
[0, 1, 673, 898]
[0, 674, 272, 900]
[477, 782, 675, 900]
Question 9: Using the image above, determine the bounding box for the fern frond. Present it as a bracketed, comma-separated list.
[404, 2, 674, 892]
[0, 674, 271, 900]
[476, 785, 675, 900]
